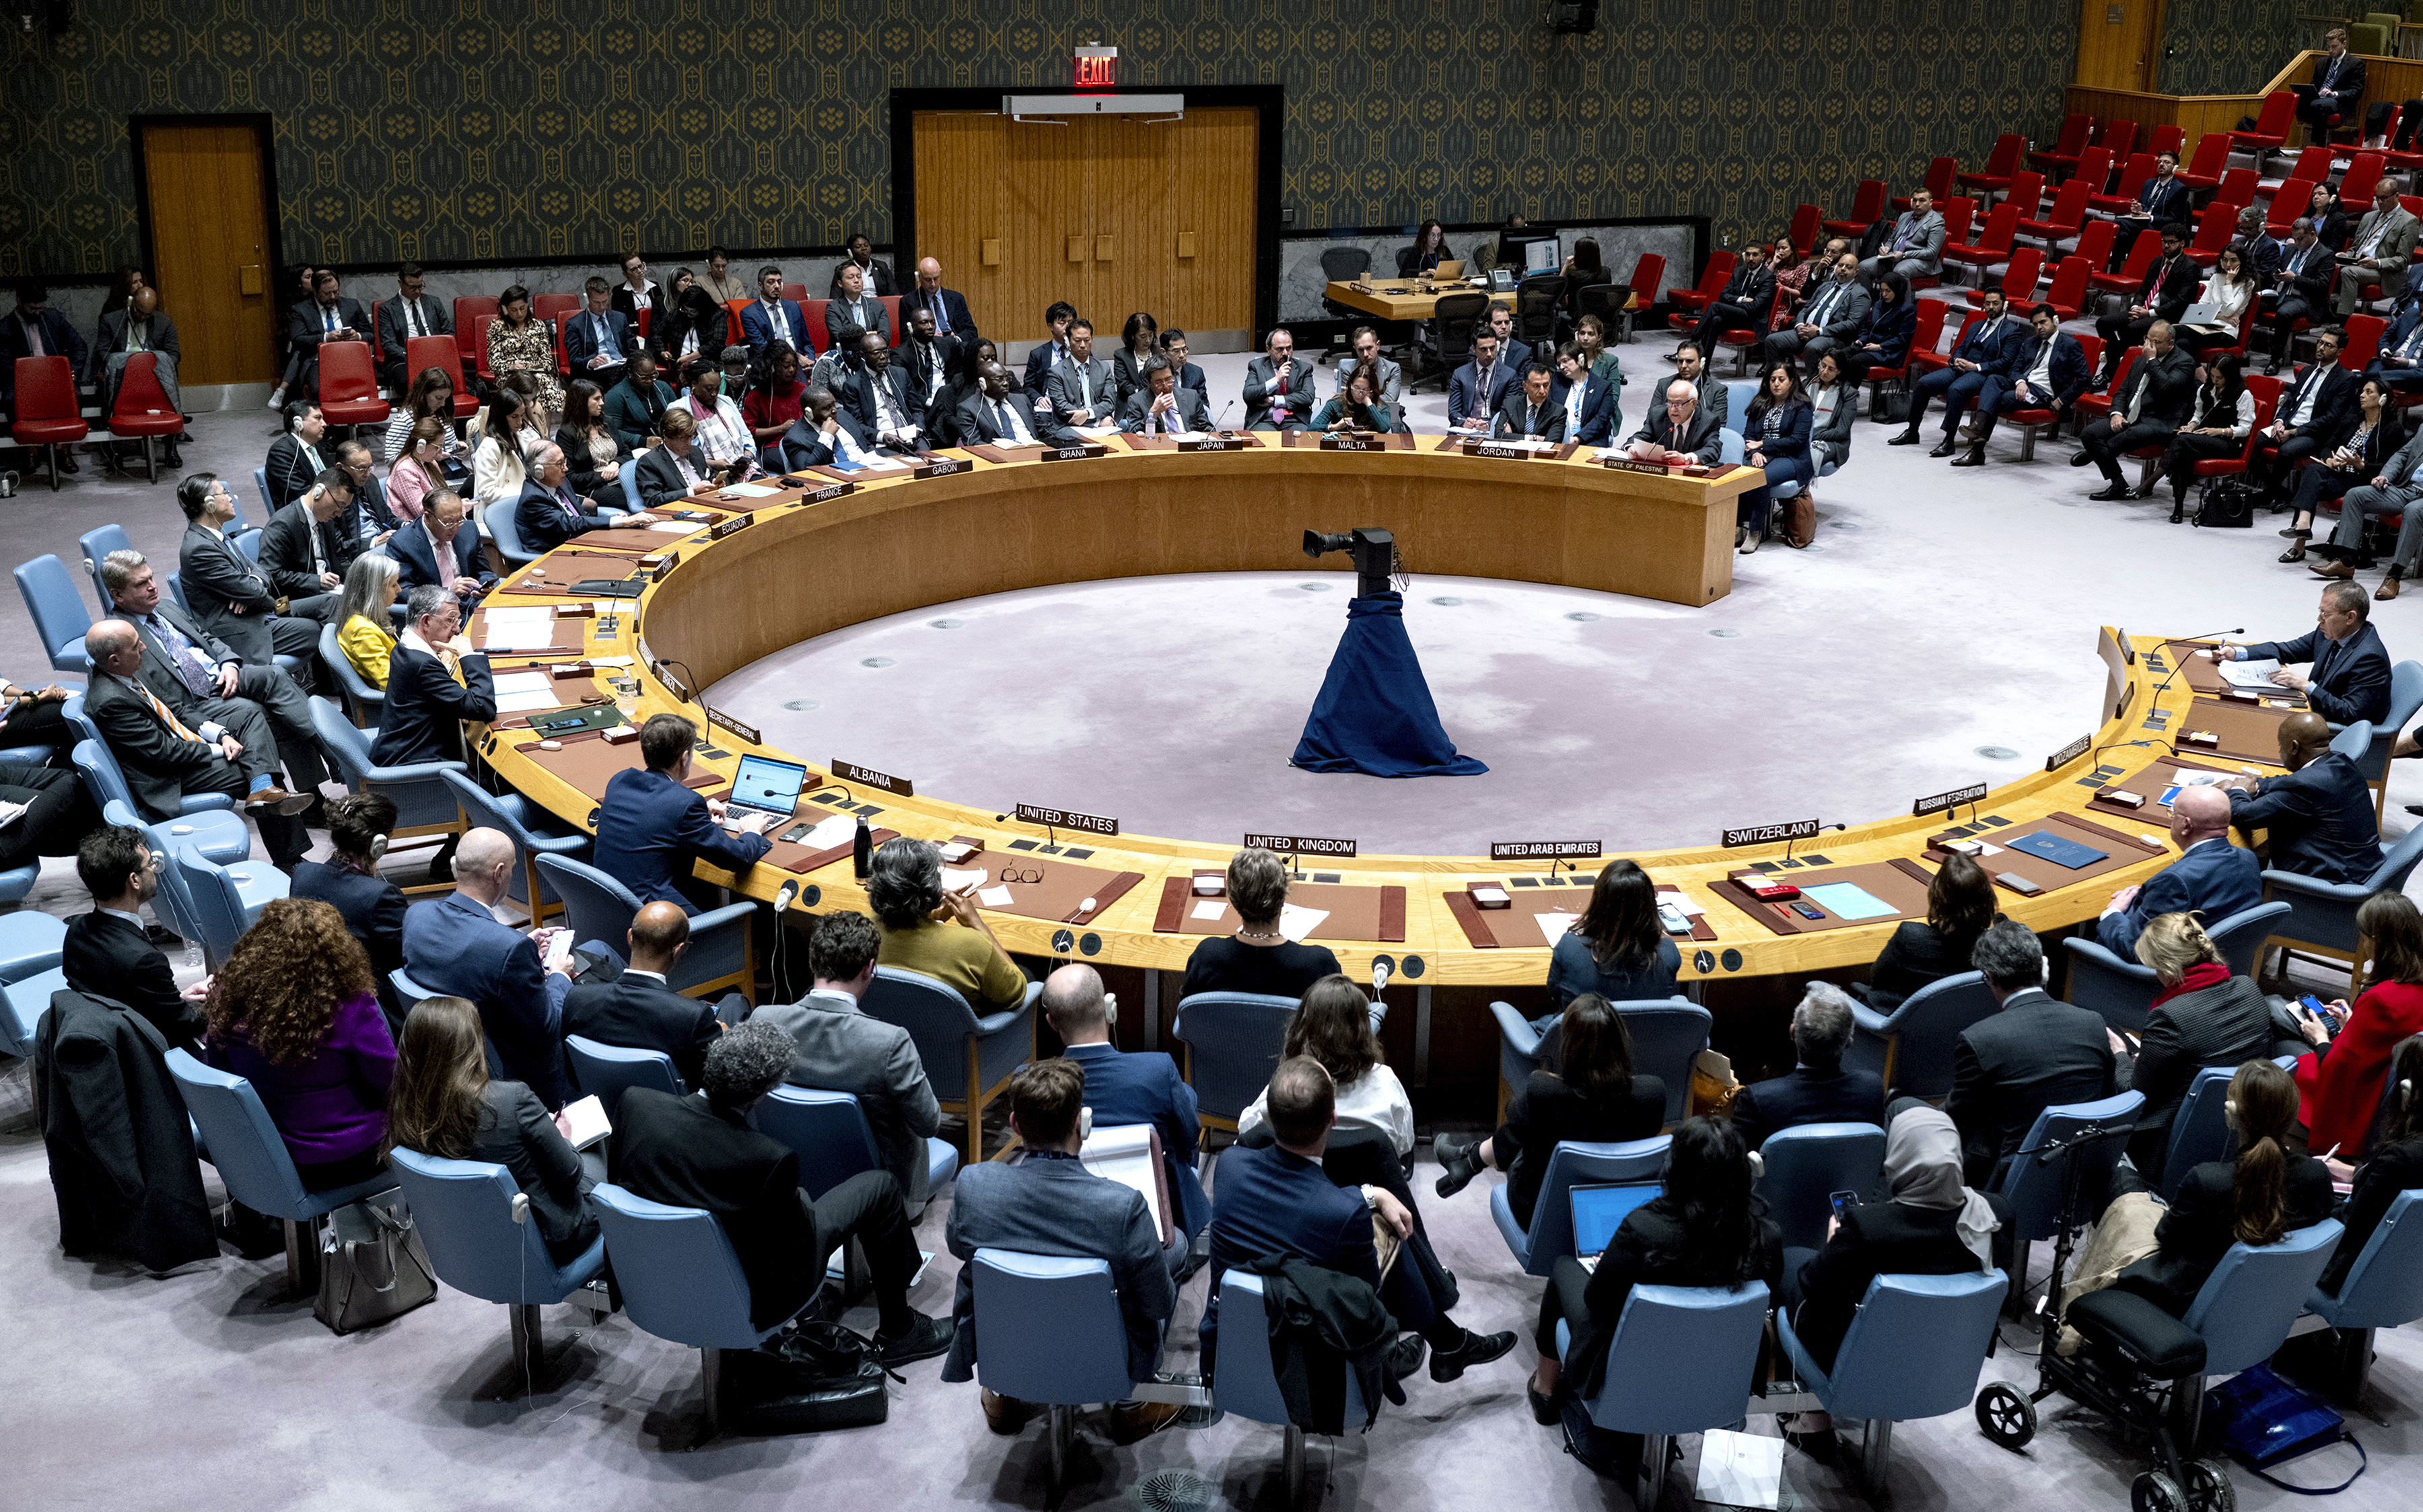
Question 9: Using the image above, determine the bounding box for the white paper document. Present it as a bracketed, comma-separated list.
[559, 1094, 612, 1151]
[494, 688, 566, 712]
[1695, 1428, 1785, 1509]
[2218, 658, 2282, 690]
[978, 885, 1016, 908]
[721, 481, 783, 497]
[941, 866, 989, 893]
[790, 814, 856, 851]
[1277, 904, 1329, 942]
[1534, 910, 1581, 945]
[1191, 898, 1229, 921]
[1079, 1123, 1170, 1244]
[647, 521, 695, 533]
[1075, 425, 1121, 439]
[493, 672, 554, 696]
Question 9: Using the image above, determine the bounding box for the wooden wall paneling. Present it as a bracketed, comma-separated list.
[2074, 0, 2167, 92]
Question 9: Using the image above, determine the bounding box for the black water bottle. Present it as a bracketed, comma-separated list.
[853, 814, 872, 879]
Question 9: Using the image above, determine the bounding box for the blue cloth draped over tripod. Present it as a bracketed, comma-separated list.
[1290, 591, 1487, 777]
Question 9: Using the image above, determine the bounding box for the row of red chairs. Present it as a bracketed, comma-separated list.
[9, 353, 182, 490]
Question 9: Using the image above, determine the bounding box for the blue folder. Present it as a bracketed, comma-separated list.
[2008, 829, 2109, 870]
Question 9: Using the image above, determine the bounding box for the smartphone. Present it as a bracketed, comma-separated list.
[2297, 995, 2327, 1017]
[1790, 902, 1825, 921]
[1828, 1190, 1860, 1222]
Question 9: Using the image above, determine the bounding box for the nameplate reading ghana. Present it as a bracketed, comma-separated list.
[1039, 444, 1109, 462]
[1016, 803, 1119, 836]
[1600, 457, 1671, 476]
[705, 707, 761, 746]
[796, 480, 855, 504]
[1461, 441, 1541, 460]
[1242, 833, 1358, 859]
[911, 458, 972, 480]
[2045, 733, 2093, 772]
[832, 758, 913, 797]
[1721, 818, 1821, 849]
[1489, 840, 1604, 861]
[1911, 782, 1990, 818]
[708, 513, 754, 540]
[1178, 435, 1249, 452]
[1319, 434, 1382, 452]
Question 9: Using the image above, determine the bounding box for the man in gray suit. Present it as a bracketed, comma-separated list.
[1337, 326, 1405, 408]
[1044, 316, 1117, 435]
[939, 1058, 1181, 1440]
[174, 472, 323, 665]
[2336, 178, 2422, 316]
[754, 911, 946, 1213]
[91, 287, 186, 464]
[1119, 356, 1212, 435]
[1759, 252, 1871, 371]
[1624, 377, 1725, 464]
[1244, 327, 1319, 430]
[1860, 187, 1946, 283]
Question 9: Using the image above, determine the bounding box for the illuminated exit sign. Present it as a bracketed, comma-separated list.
[1074, 45, 1118, 89]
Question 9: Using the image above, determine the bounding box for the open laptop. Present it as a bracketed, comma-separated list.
[1430, 258, 1467, 279]
[1570, 1182, 1661, 1272]
[725, 754, 809, 828]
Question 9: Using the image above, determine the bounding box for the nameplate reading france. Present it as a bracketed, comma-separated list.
[708, 513, 754, 540]
[795, 480, 855, 504]
[1489, 840, 1603, 862]
[1911, 782, 1989, 818]
[1016, 802, 1119, 836]
[2045, 733, 2093, 772]
[1242, 833, 1358, 859]
[832, 758, 913, 797]
[1720, 818, 1820, 849]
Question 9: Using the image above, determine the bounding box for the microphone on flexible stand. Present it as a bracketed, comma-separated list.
[2149, 627, 2246, 700]
[1213, 400, 1237, 437]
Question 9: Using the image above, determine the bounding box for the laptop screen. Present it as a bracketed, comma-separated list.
[1524, 236, 1563, 274]
[1570, 1182, 1661, 1257]
[730, 754, 808, 812]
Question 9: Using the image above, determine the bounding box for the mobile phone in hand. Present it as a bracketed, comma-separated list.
[1829, 1190, 1859, 1223]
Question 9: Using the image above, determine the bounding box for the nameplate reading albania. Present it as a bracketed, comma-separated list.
[1489, 840, 1603, 861]
[1720, 818, 1821, 849]
[832, 758, 913, 797]
[1016, 802, 1119, 836]
[1242, 833, 1358, 858]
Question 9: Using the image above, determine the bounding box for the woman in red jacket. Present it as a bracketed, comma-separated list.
[2293, 891, 2423, 1156]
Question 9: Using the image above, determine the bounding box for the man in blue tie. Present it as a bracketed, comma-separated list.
[738, 266, 806, 361]
[1757, 250, 1871, 377]
[1890, 287, 2022, 452]
[2210, 583, 2394, 723]
[2295, 27, 2366, 145]
[2110, 153, 2192, 271]
[566, 276, 633, 390]
[2269, 218, 2333, 375]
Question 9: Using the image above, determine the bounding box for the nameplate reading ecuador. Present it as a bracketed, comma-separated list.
[1489, 840, 1604, 862]
[1242, 833, 1358, 859]
[1319, 433, 1383, 452]
[704, 707, 761, 746]
[2045, 733, 2093, 772]
[1177, 435, 1250, 452]
[708, 513, 754, 540]
[1016, 803, 1119, 836]
[1720, 818, 1821, 849]
[1039, 443, 1109, 462]
[832, 758, 913, 797]
[911, 457, 972, 480]
[1911, 782, 1990, 818]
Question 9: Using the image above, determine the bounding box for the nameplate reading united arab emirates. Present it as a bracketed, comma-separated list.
[1911, 783, 1990, 818]
[707, 513, 754, 540]
[911, 458, 971, 479]
[1178, 435, 1249, 452]
[1721, 818, 1821, 849]
[1016, 803, 1119, 836]
[1319, 433, 1382, 452]
[797, 480, 855, 504]
[832, 759, 913, 797]
[1039, 443, 1108, 462]
[704, 707, 761, 746]
[1242, 833, 1358, 858]
[2045, 733, 2093, 772]
[1489, 840, 1604, 862]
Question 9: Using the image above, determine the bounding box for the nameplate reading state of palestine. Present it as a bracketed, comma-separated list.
[911, 458, 971, 479]
[1600, 457, 1672, 475]
[1242, 833, 1358, 859]
[797, 480, 855, 504]
[1178, 435, 1249, 452]
[832, 758, 913, 797]
[1721, 818, 1820, 849]
[708, 513, 754, 540]
[1319, 433, 1382, 452]
[1490, 840, 1603, 862]
[1911, 782, 1990, 818]
[2045, 733, 2093, 772]
[705, 707, 761, 746]
[1039, 443, 1109, 462]
[1016, 803, 1119, 836]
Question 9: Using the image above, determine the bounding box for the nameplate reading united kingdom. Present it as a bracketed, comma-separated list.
[2045, 733, 2093, 771]
[1039, 443, 1109, 462]
[1489, 840, 1603, 862]
[1721, 818, 1821, 849]
[911, 458, 971, 480]
[1319, 433, 1382, 452]
[1016, 802, 1119, 836]
[1242, 833, 1358, 858]
[708, 513, 754, 540]
[832, 758, 913, 797]
[797, 480, 855, 504]
[1911, 782, 1990, 818]
[1178, 435, 1250, 452]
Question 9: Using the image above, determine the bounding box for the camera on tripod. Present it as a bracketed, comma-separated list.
[1302, 528, 1397, 598]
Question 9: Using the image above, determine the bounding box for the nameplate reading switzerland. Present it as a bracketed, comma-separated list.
[1911, 783, 1989, 818]
[708, 512, 754, 540]
[1242, 833, 1358, 859]
[1489, 840, 1603, 862]
[1720, 818, 1820, 849]
[1016, 803, 1119, 836]
[832, 758, 913, 797]
[2045, 733, 2093, 772]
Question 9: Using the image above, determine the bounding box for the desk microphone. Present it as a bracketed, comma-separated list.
[993, 812, 1061, 851]
[1212, 400, 1237, 437]
[1782, 823, 1847, 865]
[2148, 627, 2245, 700]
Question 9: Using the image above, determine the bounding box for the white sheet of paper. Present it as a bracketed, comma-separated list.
[1191, 898, 1229, 921]
[1663, 894, 1706, 916]
[493, 672, 553, 696]
[722, 481, 783, 497]
[586, 655, 633, 668]
[978, 885, 1015, 908]
[1279, 903, 1329, 942]
[1076, 425, 1121, 439]
[941, 866, 989, 893]
[493, 688, 564, 713]
[1535, 910, 1582, 945]
[559, 1093, 612, 1151]
[792, 814, 856, 851]
[2169, 769, 2226, 787]
[1696, 1428, 1785, 1509]
[647, 521, 695, 533]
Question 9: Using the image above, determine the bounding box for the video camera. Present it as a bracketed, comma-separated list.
[1302, 528, 1397, 599]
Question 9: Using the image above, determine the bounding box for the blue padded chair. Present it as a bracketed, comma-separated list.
[1757, 1123, 1888, 1252]
[1496, 1136, 1671, 1277]
[1218, 1268, 1372, 1499]
[15, 553, 95, 674]
[486, 497, 540, 566]
[1621, 1003, 1712, 1126]
[0, 966, 65, 1059]
[67, 720, 236, 818]
[232, 527, 265, 566]
[971, 1249, 1141, 1502]
[97, 795, 254, 945]
[591, 1182, 795, 1441]
[390, 966, 437, 1011]
[2263, 826, 2423, 997]
[77, 523, 133, 616]
[1846, 971, 2000, 1102]
[317, 620, 386, 723]
[164, 1046, 400, 1292]
[438, 767, 588, 923]
[390, 1147, 608, 1389]
[620, 456, 643, 513]
[1169, 991, 1298, 1131]
[2304, 1190, 2423, 1402]
[0, 908, 65, 984]
[2182, 1221, 2344, 1405]
[1489, 997, 1697, 1124]
[168, 843, 289, 970]
[1561, 1283, 1773, 1512]
[1996, 1091, 2145, 1302]
[2064, 899, 2293, 1034]
[862, 964, 1040, 1167]
[310, 696, 464, 851]
[534, 852, 753, 1002]
[2336, 663, 2422, 820]
[563, 1034, 682, 1115]
[1776, 1269, 2008, 1495]
[1718, 427, 1745, 466]
[1724, 377, 1757, 414]
[754, 1085, 959, 1208]
[90, 768, 248, 871]
[96, 799, 209, 951]
[163, 569, 190, 616]
[0, 860, 36, 905]
[252, 466, 272, 515]
[2161, 1066, 2239, 1202]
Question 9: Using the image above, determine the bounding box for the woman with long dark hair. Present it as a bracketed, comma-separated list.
[742, 339, 806, 467]
[2320, 1035, 2423, 1294]
[1858, 853, 1999, 1011]
[2293, 892, 2423, 1157]
[485, 283, 563, 419]
[1536, 858, 1679, 1033]
[2156, 351, 2253, 521]
[553, 377, 625, 505]
[2287, 375, 2403, 564]
[1407, 219, 1452, 275]
[1113, 312, 1160, 406]
[1736, 359, 1814, 553]
[1238, 974, 1412, 1158]
[1434, 994, 1667, 1213]
[662, 281, 730, 368]
[378, 364, 463, 465]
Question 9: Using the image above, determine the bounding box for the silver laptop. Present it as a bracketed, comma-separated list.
[726, 754, 808, 823]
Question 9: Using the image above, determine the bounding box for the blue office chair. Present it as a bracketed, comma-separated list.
[2336, 664, 2422, 821]
[0, 908, 70, 1055]
[2187, 1219, 2346, 1381]
[1560, 1283, 1773, 1512]
[563, 1034, 682, 1116]
[390, 1147, 609, 1391]
[163, 569, 190, 616]
[232, 527, 265, 566]
[390, 966, 438, 1012]
[971, 1249, 1141, 1505]
[252, 465, 273, 515]
[1169, 990, 1298, 1131]
[486, 497, 540, 566]
[1489, 997, 1698, 1125]
[1776, 1268, 2008, 1496]
[16, 554, 95, 674]
[164, 1046, 400, 1293]
[754, 1085, 959, 1209]
[2264, 824, 2423, 997]
[2159, 1066, 2241, 1202]
[2064, 899, 2293, 1033]
[861, 964, 1039, 1167]
[1757, 1122, 1887, 1252]
[533, 852, 753, 1002]
[1845, 971, 2000, 1101]
[591, 1182, 796, 1441]
[439, 768, 589, 922]
[309, 696, 464, 862]
[168, 843, 289, 970]
[77, 523, 133, 616]
[2303, 1189, 2423, 1403]
[318, 620, 386, 723]
[0, 966, 65, 1059]
[1995, 1091, 2145, 1306]
[619, 456, 643, 513]
[1718, 427, 1745, 466]
[1623, 1003, 1712, 1125]
[1217, 1268, 1372, 1501]
[1496, 1137, 1671, 1277]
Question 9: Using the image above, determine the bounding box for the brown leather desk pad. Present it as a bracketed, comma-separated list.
[2086, 755, 2258, 819]
[1152, 874, 1407, 943]
[514, 728, 725, 800]
[573, 526, 702, 552]
[2161, 640, 2232, 696]
[2185, 696, 2297, 764]
[1277, 429, 1418, 449]
[975, 856, 1145, 928]
[767, 825, 902, 876]
[1115, 431, 1271, 452]
[1443, 881, 1712, 949]
[1708, 861, 1937, 938]
[497, 552, 654, 594]
[1922, 812, 2168, 899]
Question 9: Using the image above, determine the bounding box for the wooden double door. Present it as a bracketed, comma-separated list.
[137, 120, 280, 386]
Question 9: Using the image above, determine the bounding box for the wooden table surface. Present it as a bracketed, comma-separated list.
[1323, 277, 1639, 323]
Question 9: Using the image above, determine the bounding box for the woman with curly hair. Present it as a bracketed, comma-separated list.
[203, 898, 396, 1190]
[1238, 973, 1413, 1159]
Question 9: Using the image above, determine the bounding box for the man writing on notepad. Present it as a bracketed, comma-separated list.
[2207, 582, 2393, 723]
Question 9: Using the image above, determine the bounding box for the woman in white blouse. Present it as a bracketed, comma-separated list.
[2155, 352, 2255, 522]
[470, 388, 542, 513]
[1238, 974, 1413, 1161]
[2179, 246, 2257, 363]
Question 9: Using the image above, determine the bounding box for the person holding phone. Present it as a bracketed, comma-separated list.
[2294, 892, 2423, 1157]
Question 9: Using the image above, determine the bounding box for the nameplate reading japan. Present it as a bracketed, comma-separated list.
[1177, 435, 1251, 452]
[708, 513, 754, 540]
[1039, 443, 1109, 462]
[2045, 733, 2093, 772]
[1911, 783, 1990, 818]
[832, 759, 913, 797]
[1242, 833, 1358, 859]
[1489, 840, 1604, 862]
[1720, 818, 1821, 849]
[1016, 803, 1119, 836]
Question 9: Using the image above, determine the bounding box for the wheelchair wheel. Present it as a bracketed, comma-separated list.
[2184, 1458, 2236, 1512]
[2132, 1470, 2186, 1512]
[1974, 1381, 2036, 1450]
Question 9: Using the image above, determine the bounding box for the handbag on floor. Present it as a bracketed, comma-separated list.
[2193, 476, 2259, 528]
[314, 1194, 438, 1335]
[721, 1318, 895, 1433]
[2204, 1363, 2367, 1492]
[1779, 492, 1818, 548]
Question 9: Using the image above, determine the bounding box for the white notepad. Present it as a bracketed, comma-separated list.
[978, 885, 1014, 907]
[721, 481, 783, 498]
[559, 1094, 612, 1151]
[1535, 910, 1581, 945]
[1191, 898, 1228, 921]
[1079, 1123, 1172, 1244]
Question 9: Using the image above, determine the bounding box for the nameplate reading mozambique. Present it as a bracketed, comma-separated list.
[1242, 833, 1358, 858]
[1177, 435, 1249, 452]
[705, 707, 761, 746]
[1016, 803, 1119, 836]
[911, 458, 971, 480]
[1911, 782, 1990, 818]
[1461, 441, 1541, 460]
[832, 758, 913, 797]
[1721, 818, 1821, 849]
[798, 480, 855, 504]
[708, 513, 754, 540]
[2045, 733, 2093, 772]
[1039, 443, 1109, 462]
[1319, 434, 1382, 452]
[1600, 456, 1672, 475]
[1489, 840, 1604, 862]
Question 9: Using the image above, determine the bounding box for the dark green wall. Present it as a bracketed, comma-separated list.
[2, 0, 2078, 279]
[2156, 1, 2314, 96]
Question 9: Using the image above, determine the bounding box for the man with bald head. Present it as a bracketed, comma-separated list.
[2228, 711, 2381, 884]
[2093, 784, 2266, 964]
[402, 826, 584, 1109]
[902, 256, 971, 340]
[562, 900, 732, 1089]
[1043, 962, 1208, 1260]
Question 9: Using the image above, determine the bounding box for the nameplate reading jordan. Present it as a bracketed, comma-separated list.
[1178, 435, 1250, 452]
[2045, 733, 2093, 771]
[1721, 818, 1821, 849]
[1039, 443, 1109, 462]
[796, 480, 855, 505]
[1911, 782, 1990, 818]
[1319, 433, 1382, 452]
[911, 458, 971, 480]
[832, 758, 913, 797]
[1600, 456, 1673, 475]
[704, 707, 761, 746]
[1242, 833, 1358, 858]
[1459, 440, 1543, 460]
[708, 513, 754, 540]
[1489, 840, 1604, 862]
[1016, 803, 1119, 836]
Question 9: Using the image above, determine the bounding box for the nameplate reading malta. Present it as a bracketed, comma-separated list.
[2045, 733, 2093, 772]
[1489, 840, 1603, 862]
[1242, 833, 1358, 859]
[1016, 803, 1119, 836]
[832, 759, 913, 797]
[1319, 433, 1384, 452]
[1911, 783, 1990, 818]
[1721, 818, 1820, 849]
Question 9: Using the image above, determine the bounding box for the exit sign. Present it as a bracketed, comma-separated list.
[1075, 46, 1117, 89]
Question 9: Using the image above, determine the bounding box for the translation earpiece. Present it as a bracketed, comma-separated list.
[367, 835, 389, 861]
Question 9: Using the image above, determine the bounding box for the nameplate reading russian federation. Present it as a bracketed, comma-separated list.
[1489, 840, 1604, 862]
[1039, 443, 1109, 462]
[707, 512, 754, 540]
[2045, 733, 2093, 772]
[704, 707, 761, 746]
[1600, 456, 1672, 475]
[1911, 782, 1990, 818]
[832, 758, 913, 797]
[911, 458, 971, 480]
[1016, 803, 1119, 836]
[1720, 818, 1821, 849]
[1242, 833, 1358, 858]
[797, 480, 855, 504]
[1177, 435, 1250, 452]
[1319, 433, 1382, 452]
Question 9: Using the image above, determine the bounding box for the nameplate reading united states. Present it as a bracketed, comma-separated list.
[705, 707, 761, 746]
[1016, 803, 1119, 836]
[1911, 783, 1990, 818]
[1721, 818, 1821, 849]
[708, 513, 754, 540]
[911, 458, 971, 480]
[832, 758, 913, 797]
[1177, 435, 1249, 452]
[1489, 840, 1604, 862]
[1242, 833, 1358, 858]
[1039, 443, 1109, 462]
[2045, 733, 2093, 772]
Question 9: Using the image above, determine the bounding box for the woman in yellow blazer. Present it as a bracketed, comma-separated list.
[336, 551, 401, 688]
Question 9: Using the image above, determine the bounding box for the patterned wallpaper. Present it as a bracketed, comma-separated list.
[2, 0, 2080, 279]
[2156, 1, 2311, 97]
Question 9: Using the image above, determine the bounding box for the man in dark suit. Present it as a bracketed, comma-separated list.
[386, 489, 495, 605]
[1622, 377, 1724, 464]
[371, 585, 496, 768]
[563, 277, 633, 392]
[333, 440, 399, 542]
[2296, 27, 2366, 144]
[265, 400, 332, 511]
[2256, 325, 2359, 499]
[2110, 155, 2195, 270]
[1244, 328, 1318, 432]
[2095, 785, 2266, 963]
[1022, 301, 1079, 408]
[561, 900, 732, 1089]
[2095, 225, 2201, 384]
[954, 361, 1049, 448]
[1, 284, 89, 437]
[1157, 329, 1212, 405]
[2078, 320, 2199, 501]
[604, 352, 678, 453]
[1203, 1056, 1515, 1383]
[63, 826, 205, 1052]
[2269, 219, 2336, 373]
[824, 263, 892, 352]
[940, 1056, 1179, 1437]
[1494, 361, 1567, 443]
[1119, 356, 1212, 435]
[1042, 962, 1209, 1255]
[1860, 188, 1948, 283]
[897, 304, 957, 417]
[2228, 711, 2380, 884]
[1891, 287, 2026, 452]
[2333, 178, 2420, 317]
[829, 234, 897, 298]
[516, 440, 654, 552]
[1957, 303, 2091, 466]
[90, 287, 186, 467]
[1481, 304, 1533, 375]
[175, 472, 321, 665]
[1045, 317, 1117, 435]
[902, 256, 973, 343]
[590, 714, 774, 912]
[849, 331, 928, 451]
[402, 827, 578, 1109]
[608, 1019, 954, 1363]
[1688, 242, 1778, 356]
[1447, 328, 1520, 431]
[1944, 922, 2118, 1188]
[737, 265, 811, 358]
[1728, 984, 1889, 1149]
[2216, 582, 2394, 723]
[372, 262, 452, 393]
[258, 466, 363, 623]
[287, 270, 372, 398]
[1758, 251, 1870, 373]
